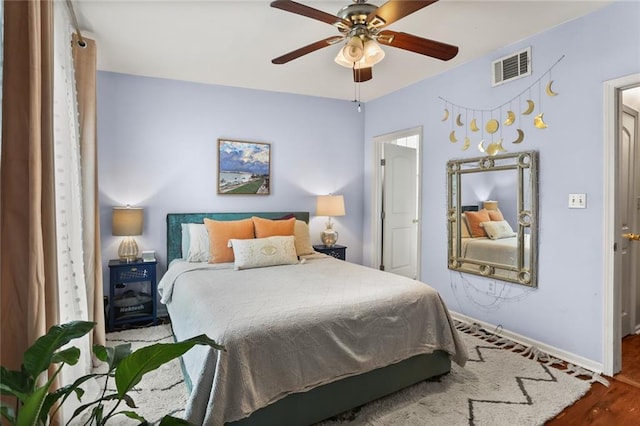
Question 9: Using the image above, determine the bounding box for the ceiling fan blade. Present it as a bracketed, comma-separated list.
[271, 0, 351, 28]
[354, 67, 373, 83]
[272, 36, 344, 64]
[378, 30, 458, 61]
[366, 0, 438, 28]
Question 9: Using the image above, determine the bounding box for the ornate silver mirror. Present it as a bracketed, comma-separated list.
[447, 151, 538, 287]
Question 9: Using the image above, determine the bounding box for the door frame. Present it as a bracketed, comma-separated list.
[371, 126, 423, 277]
[603, 73, 640, 376]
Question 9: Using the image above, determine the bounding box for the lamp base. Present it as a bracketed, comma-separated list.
[321, 224, 339, 248]
[118, 237, 139, 263]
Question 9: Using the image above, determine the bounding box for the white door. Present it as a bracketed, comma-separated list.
[620, 105, 639, 337]
[382, 143, 418, 278]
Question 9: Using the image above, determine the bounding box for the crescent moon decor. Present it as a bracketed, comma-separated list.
[504, 111, 516, 126]
[486, 119, 499, 134]
[534, 113, 548, 129]
[512, 128, 525, 144]
[486, 139, 506, 156]
[523, 100, 535, 115]
[462, 136, 471, 151]
[438, 54, 564, 151]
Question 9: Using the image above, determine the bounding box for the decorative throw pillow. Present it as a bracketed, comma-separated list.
[252, 216, 295, 238]
[294, 220, 315, 256]
[460, 213, 471, 238]
[182, 223, 210, 262]
[229, 236, 298, 270]
[482, 220, 516, 240]
[487, 208, 504, 221]
[464, 209, 491, 237]
[204, 218, 255, 263]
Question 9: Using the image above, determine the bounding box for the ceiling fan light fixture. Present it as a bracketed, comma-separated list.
[335, 38, 384, 69]
[341, 36, 364, 62]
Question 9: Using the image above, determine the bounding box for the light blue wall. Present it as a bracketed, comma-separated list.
[97, 73, 365, 293]
[363, 1, 640, 363]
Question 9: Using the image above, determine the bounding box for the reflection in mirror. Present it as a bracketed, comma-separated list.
[447, 151, 538, 287]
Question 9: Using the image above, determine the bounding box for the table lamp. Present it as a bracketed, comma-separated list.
[112, 205, 143, 262]
[316, 194, 346, 247]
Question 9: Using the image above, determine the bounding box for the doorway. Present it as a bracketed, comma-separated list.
[371, 127, 422, 279]
[604, 74, 640, 376]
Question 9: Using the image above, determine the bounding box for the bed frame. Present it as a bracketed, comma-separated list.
[166, 212, 451, 426]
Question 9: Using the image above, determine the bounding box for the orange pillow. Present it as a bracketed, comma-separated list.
[464, 209, 491, 237]
[488, 209, 504, 221]
[204, 218, 254, 263]
[252, 216, 295, 238]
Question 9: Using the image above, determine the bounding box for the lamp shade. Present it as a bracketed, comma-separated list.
[341, 36, 364, 62]
[483, 200, 499, 211]
[316, 195, 346, 217]
[112, 207, 143, 236]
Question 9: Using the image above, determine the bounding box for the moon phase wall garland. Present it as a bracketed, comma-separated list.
[439, 55, 564, 156]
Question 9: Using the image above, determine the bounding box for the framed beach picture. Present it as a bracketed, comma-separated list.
[217, 139, 271, 195]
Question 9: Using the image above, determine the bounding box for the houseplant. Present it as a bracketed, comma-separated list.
[0, 321, 224, 425]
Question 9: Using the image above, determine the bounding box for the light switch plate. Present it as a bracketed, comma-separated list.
[568, 193, 586, 209]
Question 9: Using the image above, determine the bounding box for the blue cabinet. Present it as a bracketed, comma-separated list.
[108, 259, 157, 331]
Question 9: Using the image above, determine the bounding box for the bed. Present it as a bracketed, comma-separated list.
[159, 212, 468, 425]
[461, 234, 530, 267]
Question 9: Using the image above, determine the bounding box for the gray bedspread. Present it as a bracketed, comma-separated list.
[158, 256, 468, 425]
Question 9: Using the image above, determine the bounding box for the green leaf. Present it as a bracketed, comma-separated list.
[109, 343, 132, 370]
[51, 347, 80, 366]
[22, 321, 95, 379]
[115, 335, 223, 398]
[159, 415, 195, 425]
[41, 372, 97, 423]
[117, 410, 148, 423]
[122, 393, 137, 409]
[93, 345, 109, 362]
[15, 382, 50, 426]
[1, 401, 16, 425]
[0, 367, 29, 400]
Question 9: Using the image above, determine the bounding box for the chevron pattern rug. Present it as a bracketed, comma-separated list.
[103, 323, 595, 426]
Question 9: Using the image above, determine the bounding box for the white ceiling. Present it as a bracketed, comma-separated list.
[73, 0, 613, 102]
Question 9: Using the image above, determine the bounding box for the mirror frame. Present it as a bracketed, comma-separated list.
[447, 151, 539, 287]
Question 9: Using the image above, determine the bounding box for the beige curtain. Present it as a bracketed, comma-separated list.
[0, 0, 59, 373]
[72, 34, 105, 348]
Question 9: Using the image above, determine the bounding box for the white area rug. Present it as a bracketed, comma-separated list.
[102, 323, 593, 426]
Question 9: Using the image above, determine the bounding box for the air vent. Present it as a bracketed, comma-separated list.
[492, 47, 531, 86]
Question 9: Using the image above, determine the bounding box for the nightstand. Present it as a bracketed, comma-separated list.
[313, 244, 347, 261]
[108, 259, 157, 331]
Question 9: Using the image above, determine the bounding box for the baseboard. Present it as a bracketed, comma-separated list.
[451, 311, 605, 375]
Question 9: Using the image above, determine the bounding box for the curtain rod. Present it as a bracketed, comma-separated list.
[65, 0, 86, 47]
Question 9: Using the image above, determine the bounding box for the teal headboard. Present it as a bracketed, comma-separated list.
[166, 212, 310, 264]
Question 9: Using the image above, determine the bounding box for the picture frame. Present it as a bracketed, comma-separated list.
[217, 139, 271, 195]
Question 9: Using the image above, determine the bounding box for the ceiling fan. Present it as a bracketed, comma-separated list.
[270, 0, 459, 83]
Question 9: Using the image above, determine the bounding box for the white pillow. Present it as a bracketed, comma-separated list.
[294, 220, 315, 256]
[229, 236, 298, 270]
[481, 220, 516, 240]
[181, 223, 210, 262]
[181, 223, 191, 258]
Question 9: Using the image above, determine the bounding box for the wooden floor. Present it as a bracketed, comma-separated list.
[547, 333, 640, 425]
